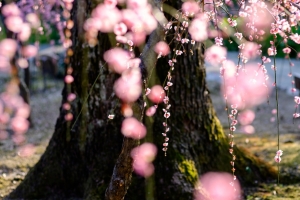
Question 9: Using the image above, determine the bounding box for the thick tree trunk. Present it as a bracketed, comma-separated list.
[7, 0, 277, 199]
[125, 26, 277, 200]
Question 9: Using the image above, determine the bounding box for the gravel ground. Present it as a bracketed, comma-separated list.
[0, 85, 62, 198]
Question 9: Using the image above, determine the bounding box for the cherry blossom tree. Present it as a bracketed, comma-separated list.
[5, 0, 300, 199]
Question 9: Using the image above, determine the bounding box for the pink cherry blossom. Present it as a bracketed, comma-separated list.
[63, 103, 71, 110]
[215, 37, 223, 46]
[22, 45, 38, 58]
[234, 32, 243, 40]
[114, 68, 142, 103]
[131, 143, 157, 177]
[194, 172, 241, 200]
[238, 110, 255, 125]
[1, 3, 21, 17]
[91, 4, 122, 33]
[26, 13, 41, 28]
[114, 22, 128, 36]
[104, 0, 118, 8]
[133, 160, 154, 178]
[154, 41, 170, 56]
[5, 15, 23, 33]
[121, 9, 139, 30]
[223, 64, 271, 109]
[205, 45, 227, 65]
[268, 47, 277, 56]
[18, 144, 36, 157]
[276, 150, 283, 156]
[244, 5, 273, 32]
[65, 75, 74, 84]
[148, 85, 165, 104]
[283, 47, 291, 54]
[15, 103, 30, 118]
[18, 23, 31, 42]
[239, 11, 248, 18]
[0, 39, 18, 59]
[104, 48, 131, 74]
[64, 113, 73, 121]
[146, 106, 157, 117]
[274, 155, 281, 163]
[121, 117, 146, 139]
[290, 33, 300, 44]
[125, 31, 146, 46]
[241, 42, 260, 60]
[126, 0, 148, 10]
[182, 0, 200, 16]
[64, 2, 73, 11]
[220, 60, 236, 78]
[240, 125, 255, 134]
[63, 0, 74, 3]
[116, 35, 128, 44]
[121, 103, 133, 117]
[227, 18, 237, 27]
[188, 17, 208, 42]
[67, 93, 76, 102]
[10, 116, 29, 135]
[83, 18, 103, 32]
[137, 12, 157, 34]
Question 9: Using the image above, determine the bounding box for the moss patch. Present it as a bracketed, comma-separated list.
[178, 159, 198, 185]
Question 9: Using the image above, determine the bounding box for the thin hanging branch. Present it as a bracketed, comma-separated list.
[105, 3, 164, 199]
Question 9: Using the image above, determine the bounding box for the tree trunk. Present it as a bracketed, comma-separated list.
[7, 0, 277, 199]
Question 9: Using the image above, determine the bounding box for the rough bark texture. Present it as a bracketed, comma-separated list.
[7, 0, 277, 199]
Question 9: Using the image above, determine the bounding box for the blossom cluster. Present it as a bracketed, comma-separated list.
[84, 0, 157, 47]
[1, 3, 40, 71]
[87, 0, 169, 178]
[0, 3, 42, 149]
[274, 150, 283, 163]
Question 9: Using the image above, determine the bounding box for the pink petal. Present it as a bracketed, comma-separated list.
[104, 48, 131, 74]
[148, 85, 165, 104]
[5, 16, 23, 33]
[22, 45, 38, 58]
[194, 172, 241, 200]
[1, 3, 21, 17]
[146, 106, 156, 117]
[18, 23, 31, 42]
[154, 41, 170, 56]
[0, 39, 18, 59]
[131, 143, 157, 177]
[182, 1, 200, 16]
[18, 144, 36, 157]
[11, 116, 29, 134]
[121, 117, 146, 139]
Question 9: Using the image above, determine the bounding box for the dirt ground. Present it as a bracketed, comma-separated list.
[1, 80, 300, 199]
[0, 85, 62, 198]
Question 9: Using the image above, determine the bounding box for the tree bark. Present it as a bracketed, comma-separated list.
[7, 0, 277, 199]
